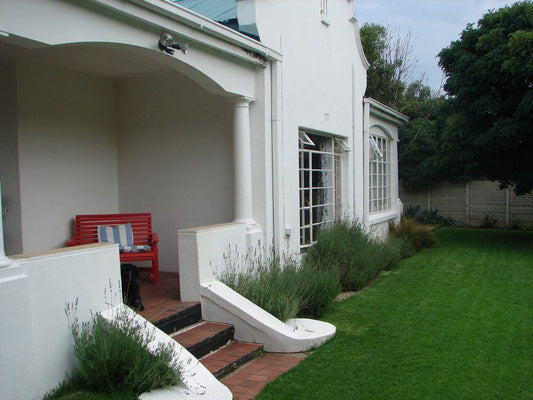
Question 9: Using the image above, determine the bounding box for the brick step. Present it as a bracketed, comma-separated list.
[152, 302, 202, 334]
[201, 341, 263, 379]
[172, 322, 234, 359]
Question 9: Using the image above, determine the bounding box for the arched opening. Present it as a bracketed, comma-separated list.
[369, 124, 394, 140]
[0, 41, 237, 273]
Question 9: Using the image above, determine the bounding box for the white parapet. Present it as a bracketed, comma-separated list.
[0, 243, 121, 400]
[178, 222, 263, 303]
[200, 280, 336, 353]
[101, 305, 232, 400]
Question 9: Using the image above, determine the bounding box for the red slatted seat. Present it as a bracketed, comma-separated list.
[68, 213, 159, 283]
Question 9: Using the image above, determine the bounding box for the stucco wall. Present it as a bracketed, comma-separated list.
[251, 0, 366, 252]
[10, 61, 119, 254]
[0, 61, 23, 255]
[117, 74, 234, 272]
[0, 244, 120, 400]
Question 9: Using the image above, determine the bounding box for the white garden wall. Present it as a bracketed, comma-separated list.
[178, 222, 249, 301]
[0, 244, 120, 400]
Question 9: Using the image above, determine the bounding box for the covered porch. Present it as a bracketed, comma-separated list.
[0, 39, 260, 280]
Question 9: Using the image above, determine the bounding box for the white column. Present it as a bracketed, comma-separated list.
[0, 179, 13, 268]
[233, 97, 255, 225]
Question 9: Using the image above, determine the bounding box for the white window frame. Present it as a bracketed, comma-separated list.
[299, 131, 343, 250]
[369, 134, 392, 214]
[320, 0, 330, 26]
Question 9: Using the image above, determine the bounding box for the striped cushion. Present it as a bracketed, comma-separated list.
[120, 245, 151, 253]
[97, 224, 134, 247]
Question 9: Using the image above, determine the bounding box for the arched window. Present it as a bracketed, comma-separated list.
[369, 126, 392, 213]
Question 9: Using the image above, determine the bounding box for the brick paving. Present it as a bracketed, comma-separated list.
[137, 271, 197, 323]
[222, 353, 307, 400]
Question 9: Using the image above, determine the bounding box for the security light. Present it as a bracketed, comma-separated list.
[158, 32, 188, 55]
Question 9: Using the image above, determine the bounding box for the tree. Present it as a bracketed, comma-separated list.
[360, 23, 419, 108]
[438, 1, 533, 194]
[360, 23, 396, 105]
[398, 95, 450, 190]
[360, 23, 448, 189]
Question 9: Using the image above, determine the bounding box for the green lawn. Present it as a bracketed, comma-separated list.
[257, 228, 533, 399]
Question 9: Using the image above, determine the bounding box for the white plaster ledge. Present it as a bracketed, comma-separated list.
[369, 210, 400, 225]
[100, 304, 232, 400]
[11, 243, 117, 262]
[200, 280, 336, 353]
[179, 222, 246, 234]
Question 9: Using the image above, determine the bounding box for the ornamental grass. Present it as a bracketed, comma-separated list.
[221, 252, 341, 321]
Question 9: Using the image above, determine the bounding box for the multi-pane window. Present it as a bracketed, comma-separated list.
[369, 135, 392, 213]
[299, 131, 343, 250]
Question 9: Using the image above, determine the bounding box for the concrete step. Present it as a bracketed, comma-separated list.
[201, 341, 263, 379]
[172, 321, 234, 359]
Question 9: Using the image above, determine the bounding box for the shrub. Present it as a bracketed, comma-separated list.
[223, 220, 415, 318]
[44, 379, 138, 400]
[389, 218, 439, 251]
[511, 219, 524, 231]
[480, 213, 497, 229]
[221, 253, 341, 321]
[403, 204, 421, 219]
[304, 220, 402, 291]
[386, 236, 416, 261]
[417, 208, 455, 226]
[46, 307, 181, 398]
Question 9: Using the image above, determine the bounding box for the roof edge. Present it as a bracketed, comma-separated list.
[364, 97, 409, 124]
[122, 0, 281, 61]
[350, 17, 370, 70]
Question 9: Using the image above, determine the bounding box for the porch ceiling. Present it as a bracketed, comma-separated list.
[0, 41, 180, 80]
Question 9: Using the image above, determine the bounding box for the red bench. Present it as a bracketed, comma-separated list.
[68, 213, 159, 283]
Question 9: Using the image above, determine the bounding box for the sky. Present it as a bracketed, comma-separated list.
[355, 0, 518, 92]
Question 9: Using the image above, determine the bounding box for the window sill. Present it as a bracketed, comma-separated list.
[369, 210, 400, 225]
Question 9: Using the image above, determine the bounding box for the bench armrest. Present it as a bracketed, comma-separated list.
[151, 232, 159, 244]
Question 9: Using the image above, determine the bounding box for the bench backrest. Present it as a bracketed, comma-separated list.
[73, 213, 153, 245]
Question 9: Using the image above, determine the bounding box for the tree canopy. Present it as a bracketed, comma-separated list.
[360, 22, 445, 190]
[361, 2, 533, 195]
[438, 1, 533, 194]
[360, 23, 418, 108]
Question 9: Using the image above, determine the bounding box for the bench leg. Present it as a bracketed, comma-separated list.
[151, 253, 159, 283]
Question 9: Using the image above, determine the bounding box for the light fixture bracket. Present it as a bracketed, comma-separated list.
[158, 32, 188, 55]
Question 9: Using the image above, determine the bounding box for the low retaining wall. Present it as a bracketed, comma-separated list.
[178, 222, 263, 302]
[201, 280, 336, 353]
[0, 244, 120, 400]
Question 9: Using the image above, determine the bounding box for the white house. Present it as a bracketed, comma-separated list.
[0, 1, 406, 398]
